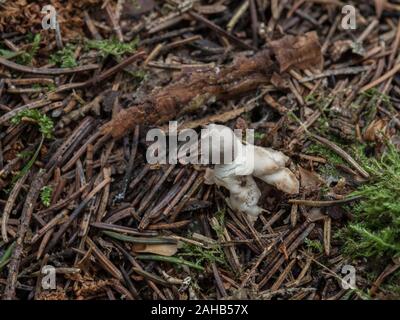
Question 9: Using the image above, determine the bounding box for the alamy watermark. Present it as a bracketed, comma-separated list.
[41, 265, 56, 290]
[146, 122, 255, 168]
[342, 5, 357, 30]
[341, 264, 357, 290]
[41, 5, 57, 30]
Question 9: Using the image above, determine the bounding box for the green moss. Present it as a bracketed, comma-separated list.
[362, 88, 393, 109]
[337, 143, 400, 289]
[17, 33, 41, 65]
[86, 37, 139, 59]
[304, 238, 323, 254]
[305, 143, 345, 179]
[126, 69, 147, 84]
[380, 273, 400, 298]
[10, 109, 54, 184]
[211, 209, 225, 238]
[306, 143, 345, 166]
[0, 34, 41, 65]
[40, 186, 53, 207]
[0, 242, 15, 271]
[11, 109, 54, 139]
[305, 93, 318, 104]
[50, 44, 77, 68]
[179, 211, 227, 270]
[178, 242, 228, 270]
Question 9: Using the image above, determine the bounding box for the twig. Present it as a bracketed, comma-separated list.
[188, 11, 256, 50]
[300, 66, 371, 82]
[310, 134, 370, 178]
[0, 57, 99, 75]
[288, 196, 363, 207]
[360, 63, 400, 92]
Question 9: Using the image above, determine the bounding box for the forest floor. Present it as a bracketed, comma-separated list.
[0, 0, 400, 300]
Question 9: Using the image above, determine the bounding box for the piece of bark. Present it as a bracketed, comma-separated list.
[329, 40, 365, 62]
[102, 33, 323, 139]
[269, 31, 323, 72]
[101, 50, 273, 139]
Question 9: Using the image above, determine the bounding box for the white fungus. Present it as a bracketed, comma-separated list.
[202, 124, 299, 224]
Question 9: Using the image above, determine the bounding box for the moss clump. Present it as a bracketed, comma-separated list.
[178, 242, 228, 270]
[305, 143, 345, 179]
[50, 44, 77, 68]
[304, 238, 323, 254]
[40, 186, 53, 207]
[0, 33, 41, 65]
[85, 37, 139, 59]
[338, 143, 400, 277]
[178, 210, 228, 270]
[306, 143, 345, 166]
[10, 109, 54, 184]
[11, 109, 54, 139]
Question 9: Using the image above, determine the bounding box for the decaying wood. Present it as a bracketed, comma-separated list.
[270, 32, 323, 72]
[101, 49, 274, 138]
[102, 31, 325, 139]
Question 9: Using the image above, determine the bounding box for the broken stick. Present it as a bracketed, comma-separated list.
[101, 32, 323, 139]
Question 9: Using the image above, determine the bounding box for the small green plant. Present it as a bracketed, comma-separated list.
[40, 186, 53, 207]
[178, 242, 228, 269]
[10, 109, 54, 184]
[11, 109, 54, 139]
[362, 88, 392, 108]
[126, 69, 147, 84]
[0, 48, 20, 59]
[305, 93, 318, 104]
[304, 238, 323, 253]
[18, 33, 41, 65]
[305, 143, 345, 179]
[17, 150, 34, 160]
[254, 131, 265, 141]
[50, 43, 77, 68]
[211, 210, 225, 238]
[305, 93, 334, 111]
[178, 210, 229, 270]
[0, 34, 41, 65]
[0, 241, 15, 272]
[86, 37, 139, 59]
[46, 83, 57, 92]
[338, 143, 400, 284]
[306, 143, 345, 166]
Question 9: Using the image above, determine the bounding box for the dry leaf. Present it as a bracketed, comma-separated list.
[270, 32, 323, 72]
[364, 119, 387, 142]
[299, 166, 324, 190]
[307, 208, 326, 222]
[330, 40, 358, 62]
[270, 72, 291, 90]
[132, 243, 178, 256]
[336, 40, 366, 61]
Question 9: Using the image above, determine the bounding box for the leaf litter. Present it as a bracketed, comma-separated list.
[0, 0, 400, 300]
